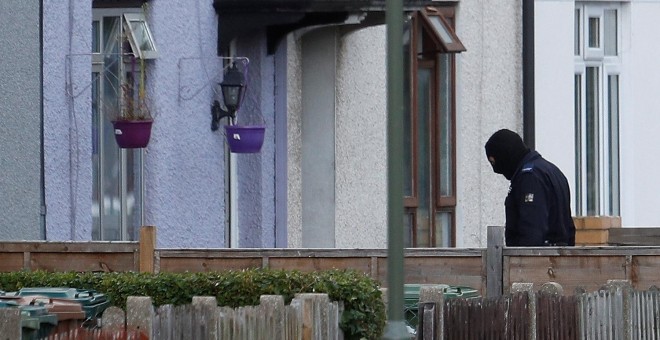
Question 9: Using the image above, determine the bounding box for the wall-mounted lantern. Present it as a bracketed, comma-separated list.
[211, 63, 247, 131]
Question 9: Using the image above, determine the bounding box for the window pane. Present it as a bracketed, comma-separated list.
[403, 23, 413, 197]
[404, 212, 414, 247]
[588, 17, 600, 48]
[129, 21, 156, 52]
[434, 211, 452, 247]
[604, 10, 617, 56]
[126, 149, 142, 241]
[438, 55, 453, 197]
[574, 74, 583, 216]
[585, 67, 600, 215]
[92, 72, 101, 239]
[575, 8, 581, 56]
[92, 20, 100, 53]
[608, 75, 620, 215]
[428, 16, 454, 44]
[416, 68, 432, 248]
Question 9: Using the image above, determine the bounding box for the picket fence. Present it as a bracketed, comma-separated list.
[415, 280, 660, 340]
[0, 293, 342, 340]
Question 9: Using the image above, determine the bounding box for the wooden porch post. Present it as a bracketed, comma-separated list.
[139, 226, 156, 273]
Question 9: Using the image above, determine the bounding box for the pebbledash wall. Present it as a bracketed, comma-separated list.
[0, 0, 43, 240]
[41, 0, 521, 249]
[43, 0, 239, 247]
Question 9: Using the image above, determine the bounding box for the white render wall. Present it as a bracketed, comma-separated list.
[288, 0, 523, 248]
[455, 0, 523, 247]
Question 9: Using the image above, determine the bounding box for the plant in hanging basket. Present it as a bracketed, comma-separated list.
[110, 58, 154, 149]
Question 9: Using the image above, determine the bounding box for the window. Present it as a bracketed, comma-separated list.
[403, 8, 463, 247]
[574, 2, 621, 216]
[91, 9, 156, 240]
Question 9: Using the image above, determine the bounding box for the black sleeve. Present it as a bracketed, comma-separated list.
[511, 172, 549, 246]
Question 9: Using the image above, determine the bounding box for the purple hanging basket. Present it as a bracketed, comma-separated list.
[224, 124, 266, 153]
[112, 120, 153, 148]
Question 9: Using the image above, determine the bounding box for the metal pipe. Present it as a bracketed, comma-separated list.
[383, 0, 408, 337]
[523, 0, 535, 149]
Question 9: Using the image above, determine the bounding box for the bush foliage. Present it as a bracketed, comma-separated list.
[0, 269, 386, 339]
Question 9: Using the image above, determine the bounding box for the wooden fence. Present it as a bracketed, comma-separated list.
[2, 226, 660, 298]
[416, 280, 660, 339]
[0, 293, 341, 340]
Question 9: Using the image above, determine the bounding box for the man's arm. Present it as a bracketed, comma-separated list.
[513, 173, 549, 246]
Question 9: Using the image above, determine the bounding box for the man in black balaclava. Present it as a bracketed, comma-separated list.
[485, 129, 576, 246]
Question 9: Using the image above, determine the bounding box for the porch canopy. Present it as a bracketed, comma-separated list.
[213, 0, 438, 54]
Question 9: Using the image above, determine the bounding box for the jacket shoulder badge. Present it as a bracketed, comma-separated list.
[521, 163, 534, 173]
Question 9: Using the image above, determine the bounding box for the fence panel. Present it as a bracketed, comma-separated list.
[442, 293, 529, 340]
[631, 289, 660, 340]
[536, 294, 578, 340]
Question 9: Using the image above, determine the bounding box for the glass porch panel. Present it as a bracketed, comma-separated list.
[575, 8, 581, 56]
[438, 54, 452, 197]
[434, 211, 452, 247]
[100, 16, 122, 241]
[585, 67, 600, 215]
[92, 73, 101, 239]
[608, 74, 620, 215]
[125, 149, 142, 241]
[574, 74, 583, 216]
[404, 211, 414, 248]
[416, 67, 432, 248]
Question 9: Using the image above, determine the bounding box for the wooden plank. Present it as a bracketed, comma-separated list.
[487, 226, 504, 298]
[0, 253, 24, 271]
[609, 228, 660, 246]
[505, 255, 628, 294]
[140, 226, 157, 273]
[269, 257, 372, 274]
[157, 248, 482, 258]
[159, 257, 262, 272]
[0, 241, 138, 252]
[505, 246, 660, 256]
[376, 256, 484, 292]
[30, 252, 136, 272]
[629, 255, 660, 290]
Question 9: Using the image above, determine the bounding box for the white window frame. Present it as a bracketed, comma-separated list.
[92, 8, 153, 241]
[123, 13, 159, 59]
[574, 2, 622, 216]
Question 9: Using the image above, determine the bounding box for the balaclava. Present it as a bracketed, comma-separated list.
[484, 129, 530, 180]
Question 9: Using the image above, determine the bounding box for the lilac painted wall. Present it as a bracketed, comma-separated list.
[41, 0, 278, 247]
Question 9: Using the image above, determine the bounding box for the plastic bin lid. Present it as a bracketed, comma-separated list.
[17, 287, 107, 306]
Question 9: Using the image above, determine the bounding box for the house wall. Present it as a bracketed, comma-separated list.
[43, 0, 230, 247]
[287, 0, 522, 249]
[0, 1, 43, 240]
[534, 0, 576, 204]
[535, 0, 660, 228]
[455, 0, 523, 247]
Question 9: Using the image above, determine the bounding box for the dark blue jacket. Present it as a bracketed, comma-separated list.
[504, 151, 576, 246]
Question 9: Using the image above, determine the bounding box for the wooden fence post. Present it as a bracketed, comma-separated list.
[419, 285, 446, 340]
[296, 293, 331, 340]
[0, 308, 22, 340]
[192, 297, 219, 340]
[140, 226, 156, 273]
[487, 226, 505, 298]
[511, 283, 536, 340]
[260, 295, 286, 340]
[127, 296, 154, 339]
[605, 279, 633, 340]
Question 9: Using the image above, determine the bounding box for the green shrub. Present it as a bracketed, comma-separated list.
[0, 269, 386, 339]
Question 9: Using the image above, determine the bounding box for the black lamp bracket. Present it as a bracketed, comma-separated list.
[211, 100, 235, 131]
[209, 57, 250, 131]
